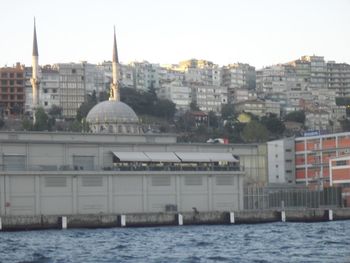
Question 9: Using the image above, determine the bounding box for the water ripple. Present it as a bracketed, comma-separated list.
[0, 221, 350, 263]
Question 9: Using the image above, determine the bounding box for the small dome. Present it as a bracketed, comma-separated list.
[86, 100, 138, 124]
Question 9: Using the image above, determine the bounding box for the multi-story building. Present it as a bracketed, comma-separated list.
[191, 85, 227, 114]
[157, 80, 191, 112]
[295, 132, 350, 187]
[234, 88, 257, 103]
[267, 138, 295, 184]
[221, 63, 256, 103]
[53, 63, 85, 118]
[234, 99, 265, 117]
[131, 61, 160, 91]
[327, 61, 350, 98]
[305, 109, 330, 131]
[82, 62, 105, 95]
[177, 59, 221, 87]
[40, 65, 60, 111]
[0, 63, 25, 117]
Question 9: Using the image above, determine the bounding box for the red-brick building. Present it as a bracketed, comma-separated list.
[0, 63, 25, 116]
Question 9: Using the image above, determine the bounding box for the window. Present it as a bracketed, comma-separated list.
[3, 155, 26, 171]
[73, 156, 94, 170]
[336, 160, 347, 166]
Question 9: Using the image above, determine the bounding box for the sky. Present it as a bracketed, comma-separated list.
[1, 0, 349, 69]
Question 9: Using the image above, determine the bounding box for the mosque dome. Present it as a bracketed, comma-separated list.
[86, 100, 140, 134]
[87, 100, 138, 124]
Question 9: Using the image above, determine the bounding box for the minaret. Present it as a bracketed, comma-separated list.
[30, 18, 40, 121]
[109, 26, 120, 101]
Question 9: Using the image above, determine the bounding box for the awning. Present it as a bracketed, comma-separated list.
[144, 152, 181, 162]
[174, 152, 238, 162]
[208, 153, 238, 162]
[112, 152, 150, 162]
[174, 152, 212, 162]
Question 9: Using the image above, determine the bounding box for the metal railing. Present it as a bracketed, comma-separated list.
[244, 186, 343, 210]
[2, 164, 243, 172]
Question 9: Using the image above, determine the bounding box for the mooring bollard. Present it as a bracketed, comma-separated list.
[177, 214, 183, 226]
[120, 215, 126, 227]
[61, 216, 67, 229]
[229, 212, 235, 224]
[328, 209, 333, 221]
[281, 211, 286, 222]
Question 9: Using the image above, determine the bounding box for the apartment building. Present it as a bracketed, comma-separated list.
[157, 80, 191, 112]
[53, 63, 85, 118]
[0, 63, 25, 116]
[295, 132, 350, 187]
[221, 63, 256, 103]
[267, 138, 295, 184]
[191, 84, 227, 114]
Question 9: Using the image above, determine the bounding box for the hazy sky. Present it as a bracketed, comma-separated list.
[1, 0, 349, 69]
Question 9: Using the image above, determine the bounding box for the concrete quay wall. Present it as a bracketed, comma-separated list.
[2, 208, 350, 231]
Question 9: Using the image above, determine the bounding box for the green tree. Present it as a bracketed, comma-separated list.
[208, 111, 219, 128]
[22, 118, 33, 130]
[261, 114, 285, 136]
[48, 105, 63, 119]
[33, 107, 49, 131]
[221, 104, 235, 119]
[241, 120, 269, 143]
[153, 99, 176, 120]
[284, 111, 305, 124]
[189, 101, 200, 111]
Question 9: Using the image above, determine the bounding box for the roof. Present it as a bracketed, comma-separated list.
[112, 151, 239, 163]
[86, 100, 138, 124]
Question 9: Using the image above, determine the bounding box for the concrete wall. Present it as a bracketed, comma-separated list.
[0, 172, 244, 216]
[0, 131, 267, 185]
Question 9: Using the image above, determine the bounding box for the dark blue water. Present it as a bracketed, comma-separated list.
[0, 221, 349, 263]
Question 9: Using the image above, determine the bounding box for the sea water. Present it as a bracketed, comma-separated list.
[0, 221, 349, 263]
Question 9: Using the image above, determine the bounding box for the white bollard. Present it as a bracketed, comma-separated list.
[281, 211, 286, 222]
[61, 216, 67, 229]
[120, 215, 126, 227]
[0, 217, 2, 230]
[328, 210, 333, 221]
[229, 212, 235, 224]
[177, 214, 183, 226]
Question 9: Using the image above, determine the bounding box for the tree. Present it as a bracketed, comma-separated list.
[221, 104, 235, 119]
[241, 120, 269, 143]
[153, 99, 176, 120]
[48, 105, 62, 119]
[208, 111, 219, 129]
[189, 101, 200, 111]
[261, 114, 285, 136]
[33, 107, 49, 131]
[284, 111, 305, 124]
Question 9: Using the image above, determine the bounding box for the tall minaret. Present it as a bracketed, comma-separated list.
[30, 18, 40, 120]
[109, 26, 120, 101]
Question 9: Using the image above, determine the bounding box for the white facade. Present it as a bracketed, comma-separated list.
[267, 138, 295, 184]
[192, 85, 227, 114]
[157, 80, 191, 111]
[40, 67, 60, 111]
[53, 63, 85, 118]
[0, 131, 248, 216]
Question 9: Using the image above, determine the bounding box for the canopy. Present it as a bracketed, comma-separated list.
[144, 152, 181, 162]
[112, 152, 150, 162]
[175, 152, 238, 162]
